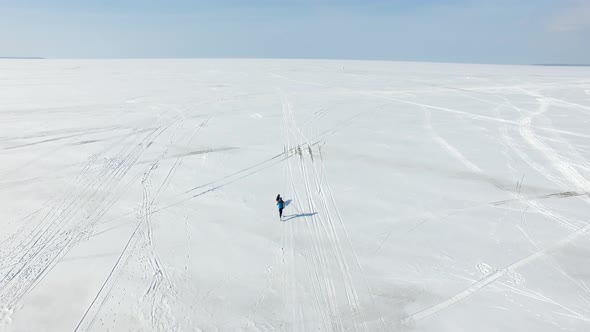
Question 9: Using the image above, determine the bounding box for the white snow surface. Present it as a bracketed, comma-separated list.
[1, 59, 590, 331]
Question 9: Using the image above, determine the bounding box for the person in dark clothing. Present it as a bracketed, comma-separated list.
[277, 197, 285, 220]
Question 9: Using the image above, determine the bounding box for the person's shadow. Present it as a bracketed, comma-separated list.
[282, 212, 317, 221]
[279, 199, 316, 221]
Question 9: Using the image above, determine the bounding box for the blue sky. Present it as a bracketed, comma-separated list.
[1, 0, 589, 64]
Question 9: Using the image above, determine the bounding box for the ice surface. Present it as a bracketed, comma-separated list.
[0, 59, 589, 331]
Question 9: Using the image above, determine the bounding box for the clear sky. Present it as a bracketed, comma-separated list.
[1, 0, 589, 64]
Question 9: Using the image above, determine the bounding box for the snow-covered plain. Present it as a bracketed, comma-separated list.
[1, 59, 590, 331]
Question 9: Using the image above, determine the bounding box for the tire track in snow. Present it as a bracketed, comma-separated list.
[421, 90, 583, 233]
[402, 221, 590, 324]
[515, 225, 590, 318]
[401, 87, 590, 325]
[316, 147, 387, 331]
[0, 127, 156, 308]
[282, 97, 333, 331]
[74, 112, 201, 332]
[135, 117, 209, 332]
[509, 94, 590, 213]
[290, 111, 365, 331]
[0, 105, 195, 326]
[519, 98, 590, 193]
[500, 93, 588, 229]
[496, 105, 581, 231]
[280, 98, 306, 331]
[0, 129, 141, 263]
[137, 163, 178, 332]
[281, 94, 378, 331]
[287, 100, 350, 332]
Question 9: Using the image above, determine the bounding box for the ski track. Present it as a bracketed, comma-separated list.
[0, 104, 202, 330]
[282, 95, 332, 331]
[397, 85, 590, 325]
[74, 108, 207, 332]
[255, 73, 590, 329]
[0, 127, 153, 307]
[279, 92, 385, 331]
[519, 97, 590, 193]
[402, 220, 590, 324]
[2, 63, 589, 331]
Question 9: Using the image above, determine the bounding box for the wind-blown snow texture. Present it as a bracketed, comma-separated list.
[1, 59, 589, 331]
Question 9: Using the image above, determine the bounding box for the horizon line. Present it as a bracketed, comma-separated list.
[2, 56, 589, 67]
